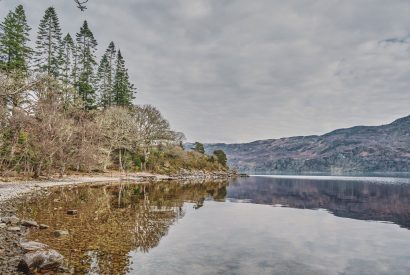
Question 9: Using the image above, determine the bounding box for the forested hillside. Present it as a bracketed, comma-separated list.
[0, 5, 227, 178]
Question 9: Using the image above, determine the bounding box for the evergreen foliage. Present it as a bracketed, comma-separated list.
[34, 7, 62, 77]
[192, 142, 205, 154]
[61, 33, 76, 85]
[113, 50, 135, 106]
[214, 150, 228, 167]
[97, 42, 116, 107]
[0, 5, 32, 73]
[76, 20, 98, 108]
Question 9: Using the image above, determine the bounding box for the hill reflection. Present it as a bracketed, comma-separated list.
[227, 176, 410, 229]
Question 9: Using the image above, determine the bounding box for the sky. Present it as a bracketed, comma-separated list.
[1, 0, 410, 143]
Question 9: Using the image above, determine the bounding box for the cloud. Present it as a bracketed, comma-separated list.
[1, 0, 410, 143]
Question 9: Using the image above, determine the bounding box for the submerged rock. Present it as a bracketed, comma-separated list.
[7, 226, 21, 232]
[2, 216, 20, 225]
[66, 210, 78, 215]
[39, 224, 49, 230]
[21, 220, 39, 228]
[19, 249, 64, 272]
[20, 241, 49, 252]
[53, 230, 69, 237]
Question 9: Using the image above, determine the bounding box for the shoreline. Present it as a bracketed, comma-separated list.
[0, 171, 234, 274]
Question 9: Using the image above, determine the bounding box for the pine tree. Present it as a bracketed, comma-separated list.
[97, 41, 116, 107]
[113, 50, 135, 106]
[76, 20, 98, 108]
[61, 33, 76, 85]
[96, 54, 111, 107]
[34, 7, 63, 77]
[0, 5, 32, 73]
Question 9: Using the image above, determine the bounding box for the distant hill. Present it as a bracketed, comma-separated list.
[192, 115, 410, 174]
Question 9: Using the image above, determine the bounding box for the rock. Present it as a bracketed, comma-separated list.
[20, 241, 49, 252]
[2, 216, 20, 225]
[19, 249, 64, 272]
[7, 226, 21, 232]
[39, 224, 49, 230]
[0, 223, 6, 229]
[21, 220, 39, 228]
[53, 230, 69, 237]
[66, 210, 78, 215]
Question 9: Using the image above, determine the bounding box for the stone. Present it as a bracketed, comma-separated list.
[39, 224, 49, 230]
[66, 210, 78, 215]
[21, 220, 39, 228]
[0, 223, 6, 229]
[20, 241, 49, 252]
[2, 216, 20, 225]
[7, 226, 21, 232]
[53, 230, 69, 237]
[19, 249, 64, 272]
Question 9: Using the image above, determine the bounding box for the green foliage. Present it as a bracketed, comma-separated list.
[213, 150, 227, 167]
[0, 5, 32, 73]
[192, 142, 205, 154]
[34, 7, 62, 77]
[76, 20, 97, 108]
[146, 145, 226, 174]
[97, 42, 116, 107]
[113, 50, 135, 106]
[60, 33, 78, 90]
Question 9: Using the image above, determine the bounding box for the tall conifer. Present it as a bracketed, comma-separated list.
[61, 33, 76, 85]
[0, 5, 31, 73]
[34, 7, 62, 77]
[76, 20, 98, 108]
[113, 50, 135, 106]
[97, 41, 117, 107]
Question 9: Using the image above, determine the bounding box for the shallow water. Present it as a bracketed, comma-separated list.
[17, 176, 410, 274]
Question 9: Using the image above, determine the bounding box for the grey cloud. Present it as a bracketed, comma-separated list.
[1, 0, 410, 142]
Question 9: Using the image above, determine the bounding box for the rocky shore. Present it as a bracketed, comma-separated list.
[0, 170, 237, 274]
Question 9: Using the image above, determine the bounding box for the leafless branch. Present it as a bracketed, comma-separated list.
[74, 0, 89, 11]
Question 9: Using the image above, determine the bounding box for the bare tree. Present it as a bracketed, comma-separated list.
[74, 0, 89, 11]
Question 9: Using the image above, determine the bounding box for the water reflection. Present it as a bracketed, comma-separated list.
[17, 181, 228, 274]
[16, 177, 410, 274]
[227, 176, 410, 229]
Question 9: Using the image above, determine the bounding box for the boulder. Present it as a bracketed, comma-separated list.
[19, 249, 64, 272]
[53, 230, 69, 237]
[21, 220, 39, 228]
[2, 216, 20, 225]
[7, 226, 21, 232]
[20, 241, 49, 252]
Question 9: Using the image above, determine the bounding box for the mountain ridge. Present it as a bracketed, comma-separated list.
[197, 115, 410, 174]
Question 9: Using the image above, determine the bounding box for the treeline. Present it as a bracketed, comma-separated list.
[0, 5, 227, 178]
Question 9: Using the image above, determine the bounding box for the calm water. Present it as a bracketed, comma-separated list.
[17, 176, 410, 274]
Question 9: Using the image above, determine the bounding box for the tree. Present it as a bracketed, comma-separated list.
[192, 142, 205, 154]
[76, 20, 98, 108]
[97, 107, 134, 171]
[0, 5, 32, 73]
[213, 150, 227, 167]
[129, 105, 174, 170]
[34, 7, 63, 77]
[113, 50, 135, 106]
[97, 54, 111, 107]
[61, 33, 76, 85]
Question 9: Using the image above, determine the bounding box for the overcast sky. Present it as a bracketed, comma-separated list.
[1, 0, 410, 143]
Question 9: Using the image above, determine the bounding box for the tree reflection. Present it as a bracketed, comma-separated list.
[17, 181, 228, 274]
